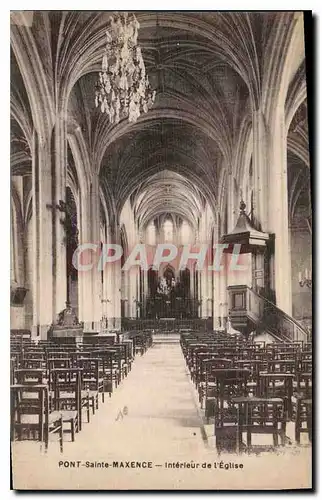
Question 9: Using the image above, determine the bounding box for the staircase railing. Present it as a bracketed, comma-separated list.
[247, 286, 310, 342]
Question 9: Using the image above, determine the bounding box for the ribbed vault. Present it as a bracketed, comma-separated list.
[64, 11, 266, 226]
[131, 170, 205, 230]
[10, 11, 306, 233]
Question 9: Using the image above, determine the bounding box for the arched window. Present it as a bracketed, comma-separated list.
[146, 221, 156, 245]
[180, 220, 191, 245]
[163, 219, 173, 242]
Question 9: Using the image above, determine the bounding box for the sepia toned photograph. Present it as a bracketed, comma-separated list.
[10, 10, 313, 490]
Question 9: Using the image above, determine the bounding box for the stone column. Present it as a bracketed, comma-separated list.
[101, 222, 122, 330]
[112, 260, 122, 330]
[53, 116, 67, 316]
[90, 174, 102, 331]
[100, 224, 109, 327]
[31, 130, 54, 338]
[252, 110, 269, 231]
[211, 220, 220, 329]
[200, 268, 209, 318]
[143, 270, 148, 316]
[267, 108, 292, 314]
[227, 168, 235, 232]
[103, 226, 114, 327]
[197, 271, 202, 318]
[213, 267, 221, 329]
[77, 174, 102, 331]
[78, 188, 94, 330]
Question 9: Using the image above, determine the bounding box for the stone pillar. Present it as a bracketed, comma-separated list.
[112, 261, 122, 330]
[53, 116, 67, 316]
[78, 188, 94, 330]
[267, 108, 292, 314]
[201, 268, 208, 318]
[127, 266, 138, 319]
[78, 175, 102, 331]
[227, 168, 235, 232]
[31, 130, 54, 338]
[100, 224, 107, 322]
[136, 271, 141, 319]
[190, 264, 194, 299]
[143, 270, 148, 316]
[252, 110, 269, 231]
[103, 227, 114, 328]
[101, 222, 122, 330]
[219, 253, 228, 331]
[90, 174, 102, 331]
[197, 271, 202, 318]
[213, 267, 221, 329]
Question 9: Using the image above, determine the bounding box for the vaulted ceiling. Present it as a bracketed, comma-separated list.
[10, 11, 308, 229]
[65, 11, 255, 225]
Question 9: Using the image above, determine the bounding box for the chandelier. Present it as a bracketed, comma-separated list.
[95, 12, 156, 124]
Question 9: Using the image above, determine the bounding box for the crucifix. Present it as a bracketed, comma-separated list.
[46, 199, 78, 243]
[46, 199, 68, 240]
[46, 199, 67, 216]
[46, 199, 66, 211]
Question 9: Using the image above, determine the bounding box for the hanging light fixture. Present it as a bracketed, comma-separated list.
[95, 12, 156, 124]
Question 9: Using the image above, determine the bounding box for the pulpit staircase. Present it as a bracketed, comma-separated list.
[228, 285, 310, 343]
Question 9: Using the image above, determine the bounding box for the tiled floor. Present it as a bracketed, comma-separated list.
[11, 342, 312, 490]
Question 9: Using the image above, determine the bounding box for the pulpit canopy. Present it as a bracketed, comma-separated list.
[220, 201, 269, 254]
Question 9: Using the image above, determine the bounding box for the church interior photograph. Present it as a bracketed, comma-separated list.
[10, 10, 312, 490]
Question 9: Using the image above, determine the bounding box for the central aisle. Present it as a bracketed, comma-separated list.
[70, 341, 207, 457]
[12, 341, 312, 490]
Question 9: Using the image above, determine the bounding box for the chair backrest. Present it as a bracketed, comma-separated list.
[20, 358, 45, 369]
[267, 359, 297, 374]
[48, 358, 71, 370]
[79, 359, 100, 389]
[14, 368, 44, 385]
[11, 384, 48, 442]
[207, 368, 250, 401]
[296, 372, 312, 398]
[50, 368, 82, 411]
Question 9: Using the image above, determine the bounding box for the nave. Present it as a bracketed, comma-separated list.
[10, 11, 312, 490]
[11, 331, 311, 490]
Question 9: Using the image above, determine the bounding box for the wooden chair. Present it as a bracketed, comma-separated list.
[211, 369, 250, 453]
[293, 372, 312, 444]
[235, 360, 263, 396]
[14, 368, 46, 386]
[232, 396, 287, 451]
[80, 358, 104, 409]
[259, 373, 295, 419]
[294, 397, 312, 444]
[11, 384, 63, 452]
[91, 350, 114, 397]
[104, 348, 123, 388]
[10, 358, 18, 384]
[201, 358, 233, 413]
[50, 368, 89, 429]
[51, 369, 81, 441]
[112, 345, 129, 381]
[122, 340, 134, 372]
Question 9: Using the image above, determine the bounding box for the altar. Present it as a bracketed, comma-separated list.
[145, 269, 197, 319]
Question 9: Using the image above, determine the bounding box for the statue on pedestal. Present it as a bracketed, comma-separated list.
[48, 301, 83, 340]
[56, 301, 80, 326]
